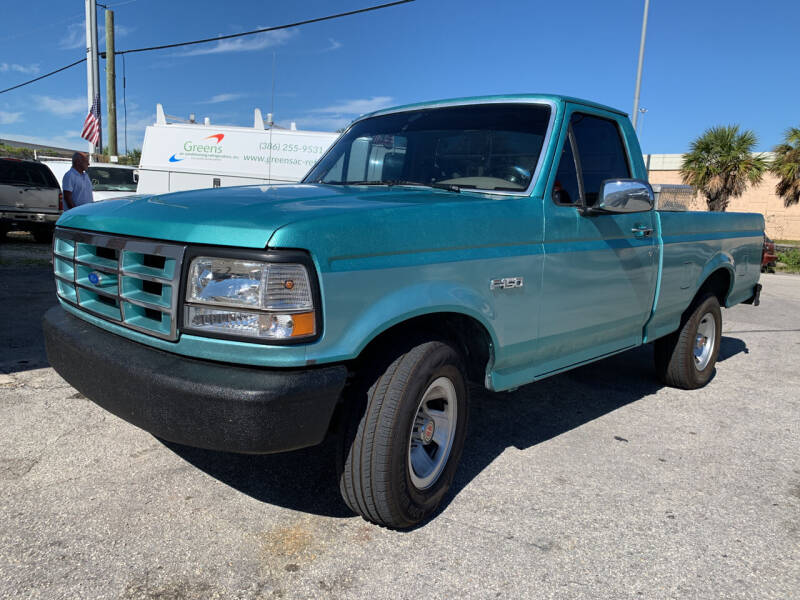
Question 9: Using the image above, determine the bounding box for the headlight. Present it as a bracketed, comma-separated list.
[184, 256, 317, 341]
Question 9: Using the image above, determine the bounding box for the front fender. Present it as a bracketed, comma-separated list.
[309, 280, 499, 363]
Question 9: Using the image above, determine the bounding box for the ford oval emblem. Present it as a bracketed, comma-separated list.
[88, 271, 102, 285]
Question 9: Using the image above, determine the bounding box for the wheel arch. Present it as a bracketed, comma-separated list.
[693, 262, 734, 308]
[351, 310, 495, 387]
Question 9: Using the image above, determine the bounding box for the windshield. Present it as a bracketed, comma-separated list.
[304, 103, 551, 192]
[87, 166, 137, 192]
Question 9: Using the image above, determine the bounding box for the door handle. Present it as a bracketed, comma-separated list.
[631, 226, 653, 238]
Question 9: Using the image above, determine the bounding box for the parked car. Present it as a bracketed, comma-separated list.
[762, 236, 777, 272]
[43, 94, 764, 528]
[0, 157, 61, 242]
[86, 164, 138, 201]
[41, 160, 139, 202]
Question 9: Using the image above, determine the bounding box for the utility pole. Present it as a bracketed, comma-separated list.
[636, 107, 648, 135]
[632, 0, 650, 130]
[105, 8, 117, 157]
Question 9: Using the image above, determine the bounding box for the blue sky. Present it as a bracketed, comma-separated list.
[1, 0, 797, 154]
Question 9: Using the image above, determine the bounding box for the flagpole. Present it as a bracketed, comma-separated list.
[85, 0, 95, 154]
[90, 0, 102, 154]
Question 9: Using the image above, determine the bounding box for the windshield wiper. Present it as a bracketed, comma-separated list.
[383, 180, 466, 193]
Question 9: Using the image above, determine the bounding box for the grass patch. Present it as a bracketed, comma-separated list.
[776, 248, 800, 273]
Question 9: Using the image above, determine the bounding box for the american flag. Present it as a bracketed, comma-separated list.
[80, 94, 101, 147]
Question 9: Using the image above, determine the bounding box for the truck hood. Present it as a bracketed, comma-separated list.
[56, 183, 487, 248]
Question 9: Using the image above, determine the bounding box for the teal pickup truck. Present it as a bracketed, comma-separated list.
[44, 94, 764, 528]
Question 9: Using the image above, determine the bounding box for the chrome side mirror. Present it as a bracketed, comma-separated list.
[589, 179, 654, 214]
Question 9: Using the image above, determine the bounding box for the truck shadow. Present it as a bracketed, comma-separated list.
[161, 437, 352, 518]
[0, 235, 55, 375]
[162, 335, 748, 523]
[443, 335, 747, 514]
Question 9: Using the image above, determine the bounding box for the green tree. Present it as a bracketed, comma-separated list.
[681, 125, 768, 211]
[770, 126, 800, 207]
[125, 148, 142, 165]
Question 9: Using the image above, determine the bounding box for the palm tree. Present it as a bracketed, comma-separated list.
[680, 125, 768, 211]
[770, 126, 800, 207]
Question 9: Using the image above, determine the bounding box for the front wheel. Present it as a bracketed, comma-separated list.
[654, 293, 722, 389]
[337, 341, 468, 528]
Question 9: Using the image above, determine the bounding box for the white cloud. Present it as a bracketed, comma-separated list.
[0, 131, 83, 150]
[59, 23, 85, 49]
[311, 96, 394, 115]
[203, 93, 245, 104]
[291, 116, 355, 132]
[324, 38, 342, 52]
[115, 113, 156, 149]
[35, 96, 87, 117]
[59, 22, 132, 50]
[0, 63, 40, 75]
[124, 113, 156, 133]
[0, 111, 23, 125]
[289, 96, 395, 132]
[179, 29, 297, 56]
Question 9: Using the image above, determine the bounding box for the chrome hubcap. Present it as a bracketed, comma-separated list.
[408, 377, 458, 490]
[694, 312, 716, 370]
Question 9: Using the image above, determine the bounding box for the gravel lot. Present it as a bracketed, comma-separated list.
[1, 233, 798, 599]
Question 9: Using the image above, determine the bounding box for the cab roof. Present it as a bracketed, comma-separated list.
[360, 93, 628, 120]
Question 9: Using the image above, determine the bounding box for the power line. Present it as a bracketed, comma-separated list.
[116, 0, 414, 55]
[0, 0, 414, 96]
[0, 58, 86, 95]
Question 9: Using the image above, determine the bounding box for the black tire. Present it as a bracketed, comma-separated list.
[32, 227, 54, 244]
[337, 340, 468, 529]
[654, 293, 722, 389]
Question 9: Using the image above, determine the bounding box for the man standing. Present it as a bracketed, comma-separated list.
[62, 152, 93, 209]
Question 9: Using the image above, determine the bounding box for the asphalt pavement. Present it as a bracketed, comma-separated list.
[1, 233, 798, 599]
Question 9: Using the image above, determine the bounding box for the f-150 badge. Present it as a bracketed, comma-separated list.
[489, 277, 524, 290]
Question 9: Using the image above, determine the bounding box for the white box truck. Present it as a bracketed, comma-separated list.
[136, 105, 339, 195]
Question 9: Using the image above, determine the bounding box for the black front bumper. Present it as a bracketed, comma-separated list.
[43, 306, 348, 454]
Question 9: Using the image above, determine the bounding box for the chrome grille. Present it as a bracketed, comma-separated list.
[53, 228, 186, 340]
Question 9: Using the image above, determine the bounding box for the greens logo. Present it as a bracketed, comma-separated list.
[182, 133, 225, 154]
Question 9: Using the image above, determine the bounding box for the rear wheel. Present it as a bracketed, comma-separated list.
[337, 340, 468, 529]
[655, 293, 722, 389]
[32, 227, 54, 244]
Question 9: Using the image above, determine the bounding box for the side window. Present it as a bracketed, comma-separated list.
[320, 154, 344, 183]
[553, 131, 581, 205]
[570, 113, 630, 206]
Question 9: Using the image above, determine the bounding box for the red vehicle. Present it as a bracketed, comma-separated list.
[762, 236, 778, 272]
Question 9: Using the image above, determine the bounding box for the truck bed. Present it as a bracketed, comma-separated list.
[645, 210, 764, 342]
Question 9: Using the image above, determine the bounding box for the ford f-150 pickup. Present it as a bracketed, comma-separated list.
[43, 94, 764, 528]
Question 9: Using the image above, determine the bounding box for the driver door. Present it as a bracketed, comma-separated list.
[534, 106, 658, 377]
